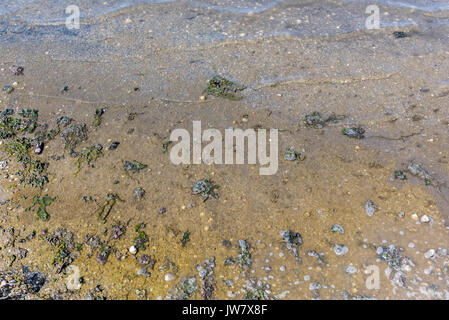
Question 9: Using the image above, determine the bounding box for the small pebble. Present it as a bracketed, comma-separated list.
[309, 282, 321, 291]
[365, 200, 376, 217]
[334, 244, 349, 256]
[345, 265, 357, 274]
[137, 267, 151, 277]
[164, 273, 176, 282]
[424, 249, 435, 259]
[129, 246, 137, 254]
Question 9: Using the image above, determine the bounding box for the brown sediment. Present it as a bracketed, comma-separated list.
[0, 0, 449, 300]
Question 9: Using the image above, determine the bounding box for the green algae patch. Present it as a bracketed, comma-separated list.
[0, 124, 15, 139]
[26, 196, 55, 221]
[97, 193, 124, 223]
[35, 128, 60, 143]
[4, 138, 32, 162]
[134, 223, 149, 250]
[394, 170, 407, 180]
[162, 141, 172, 153]
[236, 240, 252, 269]
[93, 108, 106, 127]
[204, 76, 246, 101]
[61, 123, 88, 149]
[284, 147, 305, 161]
[304, 111, 345, 128]
[75, 144, 103, 176]
[180, 231, 190, 247]
[4, 138, 49, 188]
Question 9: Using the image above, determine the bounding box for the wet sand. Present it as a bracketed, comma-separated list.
[1, 0, 449, 300]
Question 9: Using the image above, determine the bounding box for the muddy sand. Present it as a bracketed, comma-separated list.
[0, 0, 449, 300]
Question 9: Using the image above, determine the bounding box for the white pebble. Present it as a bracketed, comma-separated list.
[164, 273, 176, 282]
[424, 249, 435, 259]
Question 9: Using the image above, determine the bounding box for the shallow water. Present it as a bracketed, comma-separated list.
[0, 0, 448, 300]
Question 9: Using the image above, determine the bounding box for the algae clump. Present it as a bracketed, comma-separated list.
[205, 76, 246, 101]
[27, 195, 55, 221]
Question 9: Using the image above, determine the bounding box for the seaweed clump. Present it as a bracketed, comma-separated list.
[204, 76, 246, 101]
[75, 144, 103, 175]
[26, 195, 55, 221]
[46, 228, 76, 273]
[61, 123, 88, 149]
[342, 127, 365, 139]
[93, 108, 106, 127]
[407, 161, 433, 186]
[167, 277, 198, 300]
[304, 112, 344, 128]
[393, 31, 409, 38]
[236, 240, 252, 269]
[196, 257, 215, 300]
[4, 138, 49, 188]
[284, 147, 305, 161]
[21, 266, 46, 293]
[134, 223, 149, 250]
[377, 245, 403, 271]
[280, 230, 303, 263]
[191, 179, 219, 202]
[0, 109, 39, 137]
[394, 170, 407, 180]
[96, 244, 112, 265]
[162, 141, 172, 153]
[180, 231, 190, 247]
[243, 279, 272, 300]
[123, 160, 147, 173]
[96, 193, 124, 223]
